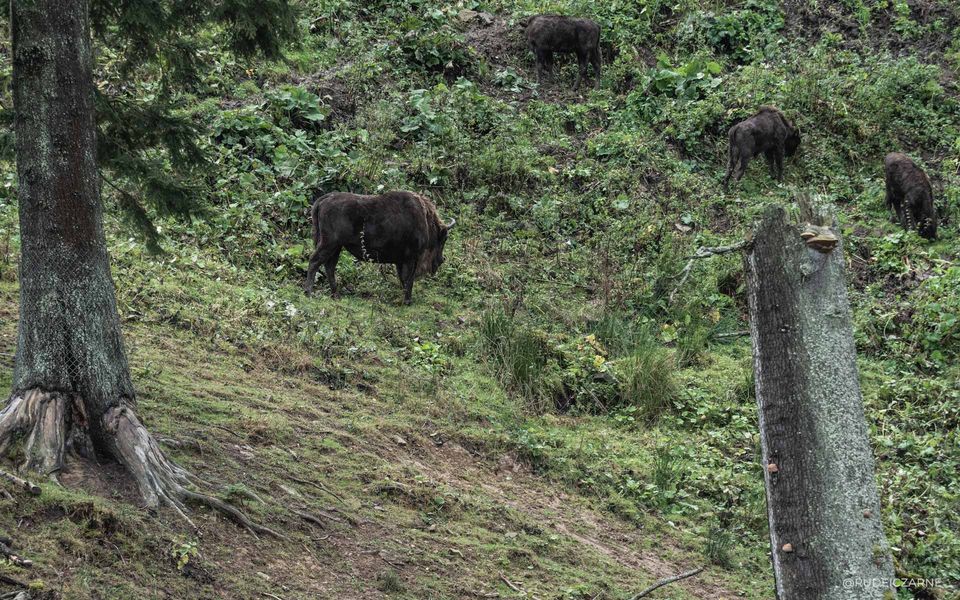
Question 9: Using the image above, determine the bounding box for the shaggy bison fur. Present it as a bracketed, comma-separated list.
[723, 107, 801, 190]
[304, 191, 455, 304]
[884, 153, 937, 240]
[525, 15, 601, 90]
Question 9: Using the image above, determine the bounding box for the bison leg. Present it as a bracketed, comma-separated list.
[723, 147, 738, 191]
[305, 245, 340, 297]
[733, 153, 751, 184]
[543, 51, 554, 80]
[773, 147, 785, 181]
[533, 48, 548, 83]
[887, 197, 899, 224]
[324, 250, 342, 299]
[591, 48, 601, 89]
[304, 245, 325, 296]
[397, 260, 417, 305]
[763, 150, 779, 180]
[575, 51, 588, 90]
[885, 181, 900, 224]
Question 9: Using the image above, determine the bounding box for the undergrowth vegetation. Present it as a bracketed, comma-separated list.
[0, 0, 958, 597]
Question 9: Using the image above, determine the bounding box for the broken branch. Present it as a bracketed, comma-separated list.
[0, 470, 40, 496]
[498, 573, 543, 600]
[498, 573, 522, 593]
[713, 330, 750, 340]
[0, 541, 31, 569]
[628, 566, 705, 599]
[669, 240, 751, 303]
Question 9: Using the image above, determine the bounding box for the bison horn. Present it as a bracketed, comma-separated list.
[446, 218, 456, 229]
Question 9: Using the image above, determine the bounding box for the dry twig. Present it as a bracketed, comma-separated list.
[628, 567, 705, 599]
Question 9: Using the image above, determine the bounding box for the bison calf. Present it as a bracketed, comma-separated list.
[884, 153, 937, 240]
[304, 191, 455, 304]
[525, 15, 601, 90]
[723, 107, 800, 190]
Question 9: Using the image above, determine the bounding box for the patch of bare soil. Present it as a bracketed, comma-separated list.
[289, 66, 358, 127]
[462, 12, 602, 106]
[782, 0, 960, 63]
[462, 12, 526, 66]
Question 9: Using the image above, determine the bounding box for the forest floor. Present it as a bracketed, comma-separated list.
[0, 284, 766, 599]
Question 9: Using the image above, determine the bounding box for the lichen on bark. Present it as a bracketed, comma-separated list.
[746, 204, 894, 599]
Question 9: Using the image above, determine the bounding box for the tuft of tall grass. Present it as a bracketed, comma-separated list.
[704, 521, 735, 568]
[376, 570, 404, 593]
[616, 346, 679, 422]
[644, 445, 686, 510]
[593, 311, 651, 358]
[478, 309, 559, 412]
[596, 313, 679, 421]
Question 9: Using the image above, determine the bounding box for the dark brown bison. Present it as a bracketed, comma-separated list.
[722, 107, 801, 190]
[304, 191, 455, 304]
[884, 153, 937, 240]
[525, 15, 601, 90]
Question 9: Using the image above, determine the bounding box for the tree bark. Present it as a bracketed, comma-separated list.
[1, 0, 275, 536]
[8, 0, 136, 470]
[745, 203, 894, 599]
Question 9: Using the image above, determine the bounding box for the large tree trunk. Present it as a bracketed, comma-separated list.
[744, 203, 894, 599]
[1, 0, 273, 535]
[9, 0, 135, 474]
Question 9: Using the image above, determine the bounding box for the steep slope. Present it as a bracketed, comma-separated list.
[0, 0, 957, 598]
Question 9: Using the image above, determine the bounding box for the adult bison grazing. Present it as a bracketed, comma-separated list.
[722, 106, 801, 190]
[304, 191, 455, 304]
[525, 15, 601, 90]
[884, 153, 937, 240]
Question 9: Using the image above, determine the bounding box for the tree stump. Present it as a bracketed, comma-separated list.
[744, 202, 894, 599]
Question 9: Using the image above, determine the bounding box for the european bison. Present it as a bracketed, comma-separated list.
[884, 153, 937, 240]
[304, 191, 455, 304]
[722, 107, 801, 190]
[525, 15, 601, 90]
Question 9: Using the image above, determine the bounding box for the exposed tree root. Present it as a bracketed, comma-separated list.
[0, 536, 32, 568]
[105, 405, 286, 539]
[0, 469, 40, 496]
[291, 508, 330, 529]
[291, 507, 350, 530]
[0, 573, 26, 588]
[288, 475, 344, 502]
[0, 389, 67, 476]
[0, 389, 282, 539]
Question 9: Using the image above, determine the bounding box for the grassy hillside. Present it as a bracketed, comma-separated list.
[0, 0, 958, 598]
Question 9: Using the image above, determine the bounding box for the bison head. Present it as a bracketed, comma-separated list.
[785, 128, 801, 158]
[417, 218, 456, 277]
[918, 217, 937, 240]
